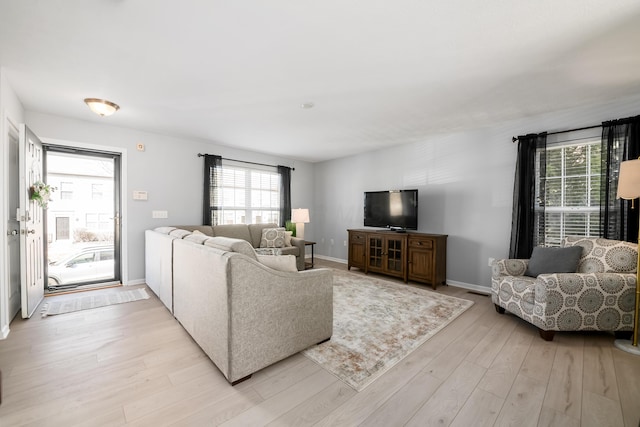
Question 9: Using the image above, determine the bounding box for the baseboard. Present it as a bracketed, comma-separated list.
[446, 280, 491, 295]
[315, 254, 348, 264]
[1, 324, 10, 340]
[126, 278, 146, 286]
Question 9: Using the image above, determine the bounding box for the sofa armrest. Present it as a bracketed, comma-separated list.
[226, 255, 332, 380]
[491, 258, 529, 279]
[290, 236, 306, 271]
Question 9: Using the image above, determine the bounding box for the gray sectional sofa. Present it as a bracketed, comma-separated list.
[144, 224, 333, 384]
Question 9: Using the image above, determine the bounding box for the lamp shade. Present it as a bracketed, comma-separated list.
[84, 98, 120, 117]
[291, 208, 310, 223]
[617, 158, 640, 200]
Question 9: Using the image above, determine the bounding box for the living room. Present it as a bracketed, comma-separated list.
[2, 1, 640, 426]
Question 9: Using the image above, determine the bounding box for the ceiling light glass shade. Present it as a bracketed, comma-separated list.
[617, 158, 640, 200]
[291, 208, 310, 223]
[84, 98, 120, 117]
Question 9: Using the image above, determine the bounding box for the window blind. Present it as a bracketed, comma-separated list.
[536, 140, 601, 246]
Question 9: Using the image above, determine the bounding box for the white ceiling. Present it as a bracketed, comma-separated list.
[2, 1, 640, 163]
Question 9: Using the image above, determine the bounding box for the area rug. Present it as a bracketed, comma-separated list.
[302, 269, 473, 391]
[41, 288, 150, 317]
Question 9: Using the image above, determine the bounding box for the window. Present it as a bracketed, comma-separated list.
[535, 139, 602, 246]
[60, 181, 73, 199]
[216, 161, 280, 225]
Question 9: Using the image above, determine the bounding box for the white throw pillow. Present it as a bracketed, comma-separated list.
[257, 254, 297, 272]
[284, 230, 293, 247]
[260, 228, 286, 248]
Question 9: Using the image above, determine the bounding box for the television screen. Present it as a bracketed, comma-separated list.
[364, 190, 418, 230]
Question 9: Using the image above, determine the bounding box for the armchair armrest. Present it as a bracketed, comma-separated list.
[536, 272, 636, 296]
[491, 258, 529, 279]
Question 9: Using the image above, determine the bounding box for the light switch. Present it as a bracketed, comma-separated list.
[133, 191, 148, 200]
[152, 210, 168, 219]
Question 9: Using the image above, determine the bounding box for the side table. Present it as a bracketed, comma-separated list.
[304, 241, 316, 269]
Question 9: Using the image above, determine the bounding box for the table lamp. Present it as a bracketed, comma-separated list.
[614, 158, 640, 356]
[291, 208, 310, 240]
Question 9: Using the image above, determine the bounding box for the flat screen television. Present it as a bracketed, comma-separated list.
[364, 190, 418, 231]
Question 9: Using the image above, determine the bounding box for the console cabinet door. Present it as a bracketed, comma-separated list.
[368, 234, 406, 279]
[348, 231, 367, 270]
[408, 236, 434, 283]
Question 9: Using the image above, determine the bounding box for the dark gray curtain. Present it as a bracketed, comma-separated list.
[509, 133, 547, 258]
[203, 154, 222, 225]
[278, 165, 292, 227]
[601, 115, 640, 243]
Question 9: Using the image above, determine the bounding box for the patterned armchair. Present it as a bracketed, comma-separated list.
[491, 236, 637, 341]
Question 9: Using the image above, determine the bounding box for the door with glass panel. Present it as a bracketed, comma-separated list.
[44, 147, 121, 291]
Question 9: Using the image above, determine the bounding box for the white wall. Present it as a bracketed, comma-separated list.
[24, 111, 315, 283]
[0, 69, 25, 337]
[313, 93, 640, 290]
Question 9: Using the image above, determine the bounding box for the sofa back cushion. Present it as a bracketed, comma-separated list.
[183, 233, 209, 244]
[213, 224, 252, 244]
[172, 225, 214, 236]
[169, 229, 192, 239]
[204, 236, 258, 261]
[563, 236, 638, 274]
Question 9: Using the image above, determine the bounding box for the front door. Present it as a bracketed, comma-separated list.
[19, 124, 45, 318]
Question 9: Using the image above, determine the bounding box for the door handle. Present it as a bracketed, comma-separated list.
[27, 229, 36, 234]
[7, 229, 18, 236]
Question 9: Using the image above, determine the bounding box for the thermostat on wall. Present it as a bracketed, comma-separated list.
[133, 190, 148, 200]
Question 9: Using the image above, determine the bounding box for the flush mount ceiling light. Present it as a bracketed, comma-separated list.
[84, 98, 120, 117]
[301, 102, 314, 109]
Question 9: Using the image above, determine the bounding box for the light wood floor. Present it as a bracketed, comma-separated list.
[1, 259, 639, 426]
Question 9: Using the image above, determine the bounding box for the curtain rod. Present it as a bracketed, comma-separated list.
[512, 124, 601, 143]
[197, 153, 295, 170]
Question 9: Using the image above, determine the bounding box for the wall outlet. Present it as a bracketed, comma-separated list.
[152, 210, 168, 219]
[343, 240, 347, 246]
[488, 257, 495, 267]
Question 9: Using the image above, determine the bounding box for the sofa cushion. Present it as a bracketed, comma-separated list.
[260, 228, 286, 248]
[257, 254, 298, 272]
[213, 224, 252, 244]
[154, 226, 176, 234]
[204, 236, 258, 260]
[524, 246, 583, 277]
[563, 236, 638, 274]
[169, 229, 192, 238]
[284, 231, 293, 247]
[172, 225, 215, 236]
[183, 233, 209, 244]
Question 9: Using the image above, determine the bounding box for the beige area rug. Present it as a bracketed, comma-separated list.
[302, 269, 474, 391]
[41, 288, 150, 317]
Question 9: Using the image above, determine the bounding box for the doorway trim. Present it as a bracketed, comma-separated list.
[41, 137, 129, 288]
[1, 114, 20, 338]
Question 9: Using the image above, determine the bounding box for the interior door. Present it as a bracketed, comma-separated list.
[19, 124, 45, 318]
